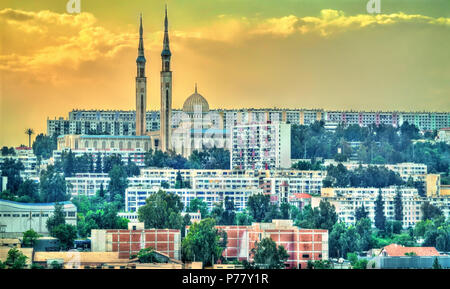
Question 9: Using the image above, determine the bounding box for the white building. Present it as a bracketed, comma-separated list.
[0, 147, 39, 179]
[317, 187, 423, 228]
[0, 200, 77, 238]
[125, 187, 262, 213]
[231, 122, 291, 170]
[436, 128, 450, 145]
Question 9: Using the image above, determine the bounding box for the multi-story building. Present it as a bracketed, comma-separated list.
[0, 146, 39, 179]
[91, 227, 181, 260]
[48, 109, 450, 138]
[317, 187, 423, 228]
[436, 127, 450, 145]
[217, 219, 328, 269]
[231, 122, 291, 170]
[0, 200, 77, 238]
[125, 187, 261, 213]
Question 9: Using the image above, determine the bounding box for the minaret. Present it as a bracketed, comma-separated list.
[136, 13, 147, 136]
[160, 5, 172, 151]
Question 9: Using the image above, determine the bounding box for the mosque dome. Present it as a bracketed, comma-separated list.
[182, 84, 209, 113]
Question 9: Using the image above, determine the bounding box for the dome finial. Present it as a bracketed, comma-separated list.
[195, 83, 198, 93]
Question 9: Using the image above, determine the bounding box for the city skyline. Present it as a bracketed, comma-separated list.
[1, 0, 450, 146]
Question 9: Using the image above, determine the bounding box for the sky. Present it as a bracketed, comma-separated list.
[0, 0, 449, 146]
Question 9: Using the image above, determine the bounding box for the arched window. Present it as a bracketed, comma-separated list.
[144, 142, 149, 151]
[110, 141, 114, 148]
[136, 141, 140, 149]
[127, 141, 132, 149]
[119, 141, 123, 150]
[93, 141, 97, 149]
[102, 141, 106, 149]
[85, 141, 89, 148]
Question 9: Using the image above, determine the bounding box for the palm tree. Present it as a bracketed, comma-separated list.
[25, 128, 34, 148]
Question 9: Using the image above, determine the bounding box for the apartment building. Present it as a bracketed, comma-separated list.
[217, 219, 328, 269]
[231, 122, 291, 170]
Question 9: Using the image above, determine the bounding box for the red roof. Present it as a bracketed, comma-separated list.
[439, 127, 450, 131]
[290, 193, 312, 200]
[382, 244, 440, 257]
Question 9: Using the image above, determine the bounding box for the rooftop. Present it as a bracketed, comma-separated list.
[382, 244, 440, 257]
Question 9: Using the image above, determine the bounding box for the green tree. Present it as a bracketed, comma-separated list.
[0, 158, 24, 194]
[187, 198, 209, 218]
[51, 224, 77, 250]
[32, 134, 57, 160]
[236, 212, 254, 225]
[39, 165, 68, 202]
[25, 128, 35, 148]
[421, 202, 443, 221]
[136, 247, 160, 263]
[247, 194, 271, 222]
[5, 247, 28, 269]
[432, 257, 442, 269]
[138, 190, 184, 229]
[181, 218, 227, 266]
[374, 189, 386, 233]
[221, 197, 236, 225]
[394, 188, 403, 222]
[355, 205, 369, 221]
[46, 202, 66, 233]
[251, 237, 289, 269]
[108, 164, 128, 205]
[306, 259, 333, 269]
[22, 229, 40, 248]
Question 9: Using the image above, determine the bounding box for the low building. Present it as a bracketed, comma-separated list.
[372, 244, 450, 269]
[217, 219, 328, 269]
[0, 247, 33, 267]
[91, 228, 181, 260]
[0, 200, 77, 238]
[436, 127, 450, 145]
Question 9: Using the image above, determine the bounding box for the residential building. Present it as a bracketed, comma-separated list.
[91, 228, 181, 260]
[216, 219, 328, 269]
[231, 122, 291, 170]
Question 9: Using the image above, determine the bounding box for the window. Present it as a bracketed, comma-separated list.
[302, 254, 310, 258]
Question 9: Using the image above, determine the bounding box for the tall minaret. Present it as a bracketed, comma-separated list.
[136, 13, 147, 136]
[160, 5, 172, 152]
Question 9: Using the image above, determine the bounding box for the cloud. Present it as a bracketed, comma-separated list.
[0, 9, 136, 82]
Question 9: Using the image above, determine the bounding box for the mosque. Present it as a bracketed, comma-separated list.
[137, 7, 228, 157]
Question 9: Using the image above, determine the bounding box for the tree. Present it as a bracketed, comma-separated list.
[355, 205, 369, 221]
[138, 190, 184, 229]
[46, 202, 66, 233]
[16, 179, 40, 203]
[95, 155, 103, 173]
[374, 189, 386, 233]
[432, 257, 442, 269]
[221, 197, 236, 225]
[247, 194, 271, 222]
[251, 237, 289, 269]
[421, 202, 443, 221]
[295, 200, 337, 231]
[22, 229, 40, 248]
[236, 212, 253, 225]
[136, 247, 161, 263]
[51, 224, 77, 250]
[32, 134, 57, 160]
[0, 158, 24, 194]
[108, 164, 128, 205]
[306, 259, 333, 269]
[347, 252, 368, 269]
[394, 188, 403, 222]
[39, 165, 68, 202]
[25, 128, 34, 148]
[187, 198, 209, 218]
[181, 218, 227, 266]
[5, 248, 28, 269]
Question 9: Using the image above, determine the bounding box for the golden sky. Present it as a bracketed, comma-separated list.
[0, 0, 449, 146]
